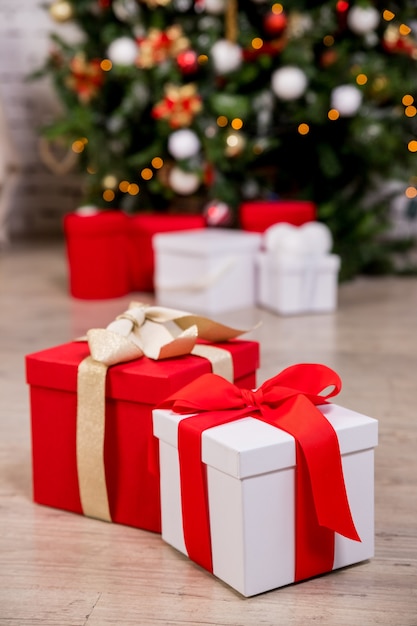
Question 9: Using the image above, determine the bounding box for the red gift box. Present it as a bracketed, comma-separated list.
[239, 200, 317, 233]
[64, 211, 131, 300]
[26, 338, 259, 533]
[128, 214, 207, 292]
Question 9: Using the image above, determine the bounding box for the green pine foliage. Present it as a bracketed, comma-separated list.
[35, 0, 417, 278]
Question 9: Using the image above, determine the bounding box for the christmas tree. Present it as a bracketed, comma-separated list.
[35, 0, 417, 279]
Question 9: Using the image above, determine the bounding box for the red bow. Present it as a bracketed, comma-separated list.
[159, 363, 360, 581]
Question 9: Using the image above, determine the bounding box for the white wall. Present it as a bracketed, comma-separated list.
[0, 0, 82, 239]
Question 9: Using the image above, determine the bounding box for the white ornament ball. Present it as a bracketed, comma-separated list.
[300, 221, 333, 254]
[347, 6, 380, 35]
[168, 167, 200, 195]
[331, 84, 363, 116]
[271, 66, 308, 101]
[264, 223, 303, 255]
[210, 39, 242, 74]
[167, 129, 201, 160]
[204, 0, 226, 14]
[75, 205, 100, 216]
[107, 36, 138, 66]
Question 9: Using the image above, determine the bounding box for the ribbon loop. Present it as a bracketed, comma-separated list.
[76, 303, 255, 522]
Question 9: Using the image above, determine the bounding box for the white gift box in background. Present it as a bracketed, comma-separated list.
[256, 222, 341, 315]
[153, 228, 261, 314]
[153, 403, 378, 597]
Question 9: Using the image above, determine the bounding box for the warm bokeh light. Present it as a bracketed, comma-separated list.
[402, 94, 414, 106]
[405, 186, 417, 199]
[198, 54, 208, 64]
[231, 118, 243, 130]
[399, 24, 411, 36]
[102, 174, 117, 188]
[217, 116, 228, 127]
[72, 140, 85, 153]
[408, 140, 417, 152]
[383, 10, 395, 21]
[252, 38, 263, 50]
[127, 183, 139, 195]
[103, 189, 115, 202]
[323, 35, 334, 47]
[356, 74, 368, 86]
[298, 123, 310, 135]
[405, 106, 417, 117]
[119, 180, 130, 192]
[100, 59, 112, 71]
[141, 168, 153, 180]
[328, 109, 340, 121]
[272, 3, 283, 14]
[152, 157, 164, 169]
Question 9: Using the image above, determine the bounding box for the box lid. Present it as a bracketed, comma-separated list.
[25, 339, 259, 406]
[153, 228, 261, 256]
[153, 403, 377, 479]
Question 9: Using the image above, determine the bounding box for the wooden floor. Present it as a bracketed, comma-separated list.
[1, 240, 416, 625]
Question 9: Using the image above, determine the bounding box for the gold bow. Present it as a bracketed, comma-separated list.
[76, 302, 252, 521]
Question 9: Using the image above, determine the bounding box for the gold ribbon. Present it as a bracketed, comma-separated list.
[225, 0, 238, 43]
[76, 302, 252, 521]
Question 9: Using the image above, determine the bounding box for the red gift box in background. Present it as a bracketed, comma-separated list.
[239, 200, 317, 233]
[64, 211, 131, 300]
[128, 214, 207, 292]
[26, 338, 259, 533]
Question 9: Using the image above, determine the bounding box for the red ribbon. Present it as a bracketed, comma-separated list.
[158, 363, 361, 581]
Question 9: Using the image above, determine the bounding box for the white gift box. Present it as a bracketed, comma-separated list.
[256, 251, 341, 315]
[256, 221, 340, 315]
[153, 403, 378, 597]
[153, 228, 261, 314]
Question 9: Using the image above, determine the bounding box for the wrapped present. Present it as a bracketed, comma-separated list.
[63, 209, 131, 300]
[128, 214, 207, 292]
[153, 228, 262, 315]
[153, 366, 378, 596]
[256, 222, 341, 315]
[239, 200, 317, 233]
[26, 303, 260, 533]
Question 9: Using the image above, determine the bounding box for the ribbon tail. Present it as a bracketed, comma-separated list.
[260, 395, 360, 580]
[76, 357, 112, 522]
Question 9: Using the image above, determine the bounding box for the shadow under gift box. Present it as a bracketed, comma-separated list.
[153, 404, 378, 596]
[26, 339, 259, 532]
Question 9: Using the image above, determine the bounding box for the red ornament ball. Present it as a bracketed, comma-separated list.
[264, 11, 287, 36]
[203, 199, 232, 226]
[177, 50, 199, 74]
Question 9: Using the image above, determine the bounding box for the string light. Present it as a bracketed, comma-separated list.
[119, 180, 130, 192]
[103, 189, 115, 202]
[252, 38, 263, 50]
[298, 123, 309, 135]
[328, 109, 340, 121]
[405, 186, 417, 199]
[323, 35, 334, 47]
[405, 106, 417, 118]
[152, 157, 164, 169]
[127, 183, 139, 195]
[100, 59, 112, 71]
[383, 10, 395, 21]
[399, 24, 411, 36]
[402, 95, 414, 106]
[356, 74, 368, 86]
[141, 168, 153, 180]
[217, 116, 228, 127]
[102, 174, 117, 188]
[231, 118, 243, 130]
[408, 140, 417, 153]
